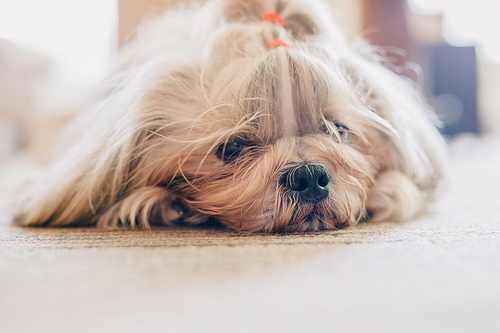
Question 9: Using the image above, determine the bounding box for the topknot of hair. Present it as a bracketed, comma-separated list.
[221, 0, 319, 40]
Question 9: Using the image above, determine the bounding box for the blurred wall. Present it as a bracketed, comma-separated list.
[119, 0, 187, 46]
[478, 61, 500, 132]
[0, 40, 48, 159]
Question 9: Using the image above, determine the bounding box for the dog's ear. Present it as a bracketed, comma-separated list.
[377, 73, 446, 196]
[13, 105, 152, 228]
[14, 65, 208, 229]
[351, 55, 447, 220]
[353, 51, 447, 191]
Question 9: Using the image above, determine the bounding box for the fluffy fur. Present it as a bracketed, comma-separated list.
[14, 0, 447, 233]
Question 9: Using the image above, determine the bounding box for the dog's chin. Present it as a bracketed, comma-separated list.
[276, 213, 332, 233]
[236, 196, 351, 233]
[256, 212, 344, 233]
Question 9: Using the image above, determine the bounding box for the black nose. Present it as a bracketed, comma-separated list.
[281, 164, 330, 202]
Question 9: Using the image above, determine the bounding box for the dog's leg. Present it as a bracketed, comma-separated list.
[95, 187, 209, 229]
[366, 170, 427, 222]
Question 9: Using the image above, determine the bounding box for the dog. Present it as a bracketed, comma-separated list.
[14, 0, 447, 233]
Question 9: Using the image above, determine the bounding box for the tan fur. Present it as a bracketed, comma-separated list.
[14, 0, 447, 233]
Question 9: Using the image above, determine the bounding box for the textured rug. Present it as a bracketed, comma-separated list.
[1, 133, 499, 333]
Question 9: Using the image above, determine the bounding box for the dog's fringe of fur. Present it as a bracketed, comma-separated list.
[14, 0, 447, 232]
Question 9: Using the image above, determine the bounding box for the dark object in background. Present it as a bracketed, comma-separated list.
[427, 45, 479, 136]
[361, 0, 480, 137]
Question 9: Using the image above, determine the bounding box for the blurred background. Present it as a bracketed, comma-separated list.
[1, 0, 499, 163]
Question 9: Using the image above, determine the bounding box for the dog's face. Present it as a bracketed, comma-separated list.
[15, 0, 446, 233]
[153, 40, 396, 232]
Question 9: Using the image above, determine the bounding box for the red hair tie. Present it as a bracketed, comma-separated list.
[269, 39, 290, 49]
[262, 12, 285, 28]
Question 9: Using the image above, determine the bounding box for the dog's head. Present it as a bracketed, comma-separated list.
[121, 0, 446, 232]
[16, 0, 447, 233]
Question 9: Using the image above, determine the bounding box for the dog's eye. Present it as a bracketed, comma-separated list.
[335, 124, 352, 144]
[321, 124, 331, 135]
[322, 123, 352, 144]
[217, 141, 247, 161]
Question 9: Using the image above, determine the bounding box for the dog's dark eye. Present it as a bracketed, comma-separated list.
[335, 124, 352, 144]
[322, 123, 352, 144]
[321, 124, 331, 135]
[217, 141, 247, 161]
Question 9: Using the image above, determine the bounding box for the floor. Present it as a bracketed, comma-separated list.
[1, 133, 499, 333]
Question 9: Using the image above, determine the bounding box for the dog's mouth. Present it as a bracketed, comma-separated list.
[275, 212, 327, 233]
[270, 200, 348, 233]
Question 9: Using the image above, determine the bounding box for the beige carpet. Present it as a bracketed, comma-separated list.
[1, 133, 499, 333]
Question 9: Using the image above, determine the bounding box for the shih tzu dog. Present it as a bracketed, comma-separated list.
[14, 0, 447, 233]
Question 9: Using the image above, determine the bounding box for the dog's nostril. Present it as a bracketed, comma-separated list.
[318, 173, 329, 187]
[282, 164, 330, 202]
[293, 178, 309, 192]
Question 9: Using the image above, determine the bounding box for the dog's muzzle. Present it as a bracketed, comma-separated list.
[281, 164, 330, 202]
